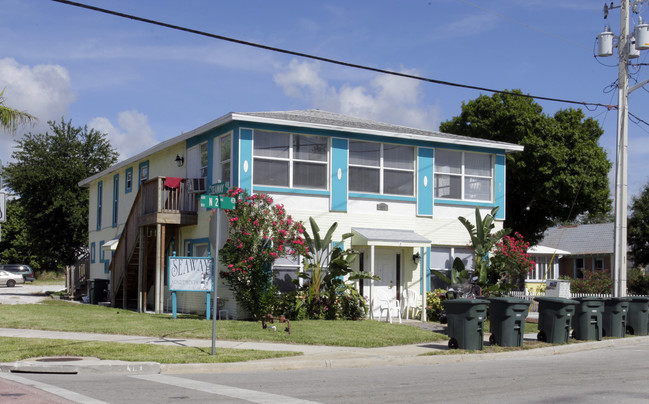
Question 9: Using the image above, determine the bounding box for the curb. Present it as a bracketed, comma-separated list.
[0, 357, 160, 375]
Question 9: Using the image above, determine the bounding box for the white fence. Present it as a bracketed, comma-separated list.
[508, 291, 648, 313]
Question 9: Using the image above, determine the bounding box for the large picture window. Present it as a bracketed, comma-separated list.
[434, 149, 493, 202]
[253, 130, 328, 190]
[349, 141, 414, 196]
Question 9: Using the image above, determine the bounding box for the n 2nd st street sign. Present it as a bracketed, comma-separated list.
[200, 195, 236, 209]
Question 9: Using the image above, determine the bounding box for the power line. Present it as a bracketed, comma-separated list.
[52, 0, 614, 111]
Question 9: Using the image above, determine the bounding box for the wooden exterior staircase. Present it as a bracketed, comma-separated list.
[108, 177, 198, 312]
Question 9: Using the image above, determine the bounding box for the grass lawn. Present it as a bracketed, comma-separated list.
[0, 300, 445, 348]
[0, 336, 300, 363]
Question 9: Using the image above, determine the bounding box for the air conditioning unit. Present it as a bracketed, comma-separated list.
[188, 177, 206, 193]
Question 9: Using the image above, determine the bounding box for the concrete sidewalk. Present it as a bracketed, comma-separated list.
[1, 324, 648, 375]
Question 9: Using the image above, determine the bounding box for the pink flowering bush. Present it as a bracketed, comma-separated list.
[488, 232, 535, 290]
[218, 187, 307, 320]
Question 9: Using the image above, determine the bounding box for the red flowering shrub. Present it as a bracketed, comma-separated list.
[218, 187, 307, 319]
[489, 232, 535, 288]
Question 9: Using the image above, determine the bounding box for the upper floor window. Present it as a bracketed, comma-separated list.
[349, 141, 414, 196]
[96, 181, 103, 230]
[138, 161, 149, 185]
[434, 150, 492, 202]
[200, 142, 209, 178]
[112, 174, 119, 228]
[253, 130, 328, 190]
[220, 135, 231, 184]
[125, 167, 133, 193]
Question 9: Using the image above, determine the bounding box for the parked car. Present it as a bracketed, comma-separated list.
[0, 264, 35, 282]
[0, 270, 25, 287]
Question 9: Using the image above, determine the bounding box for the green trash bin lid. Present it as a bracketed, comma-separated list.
[442, 298, 490, 306]
[534, 296, 578, 304]
[487, 297, 531, 304]
[627, 296, 649, 302]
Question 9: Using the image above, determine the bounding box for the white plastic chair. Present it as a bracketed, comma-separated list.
[404, 289, 423, 320]
[375, 289, 402, 324]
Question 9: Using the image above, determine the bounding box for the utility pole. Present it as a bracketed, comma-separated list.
[613, 0, 630, 297]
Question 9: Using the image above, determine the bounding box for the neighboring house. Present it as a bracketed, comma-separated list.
[79, 109, 523, 320]
[526, 223, 620, 293]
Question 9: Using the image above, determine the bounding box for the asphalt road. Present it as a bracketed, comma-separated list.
[2, 340, 648, 403]
[0, 283, 65, 305]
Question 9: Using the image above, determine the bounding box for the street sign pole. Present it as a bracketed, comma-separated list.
[212, 206, 220, 355]
[209, 181, 229, 355]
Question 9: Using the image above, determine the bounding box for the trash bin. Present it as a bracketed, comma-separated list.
[602, 297, 630, 338]
[572, 297, 605, 341]
[442, 298, 489, 350]
[487, 297, 532, 347]
[626, 296, 649, 336]
[534, 296, 578, 344]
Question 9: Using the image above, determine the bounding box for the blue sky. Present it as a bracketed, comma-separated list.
[1, 0, 648, 199]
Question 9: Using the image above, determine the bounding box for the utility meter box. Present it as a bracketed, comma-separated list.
[545, 279, 571, 298]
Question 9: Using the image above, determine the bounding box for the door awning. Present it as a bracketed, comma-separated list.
[101, 237, 120, 252]
[351, 227, 431, 248]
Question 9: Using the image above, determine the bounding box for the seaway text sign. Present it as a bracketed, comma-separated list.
[168, 256, 213, 292]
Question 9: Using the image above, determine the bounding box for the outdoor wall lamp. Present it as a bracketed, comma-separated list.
[412, 251, 421, 265]
[175, 154, 184, 167]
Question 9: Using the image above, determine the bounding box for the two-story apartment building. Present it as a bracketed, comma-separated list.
[79, 109, 523, 320]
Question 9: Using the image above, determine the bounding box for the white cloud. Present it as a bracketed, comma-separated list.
[273, 59, 440, 130]
[88, 110, 157, 160]
[0, 58, 76, 164]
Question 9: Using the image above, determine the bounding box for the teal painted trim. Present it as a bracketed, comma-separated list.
[137, 160, 149, 189]
[434, 200, 497, 208]
[90, 242, 96, 263]
[172, 291, 177, 319]
[417, 147, 434, 216]
[239, 128, 253, 192]
[330, 138, 348, 212]
[254, 186, 329, 196]
[96, 181, 103, 231]
[185, 237, 210, 256]
[112, 174, 119, 228]
[348, 192, 416, 202]
[125, 167, 133, 194]
[495, 154, 506, 220]
[232, 130, 240, 187]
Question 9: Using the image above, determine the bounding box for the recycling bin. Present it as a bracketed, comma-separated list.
[572, 297, 605, 341]
[442, 298, 489, 350]
[626, 296, 649, 336]
[487, 297, 532, 347]
[602, 297, 630, 338]
[534, 296, 578, 344]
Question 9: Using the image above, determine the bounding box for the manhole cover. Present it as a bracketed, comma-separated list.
[35, 357, 83, 362]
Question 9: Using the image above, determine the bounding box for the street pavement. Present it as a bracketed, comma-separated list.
[2, 323, 648, 376]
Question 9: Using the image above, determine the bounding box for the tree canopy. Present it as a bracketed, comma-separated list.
[1, 119, 117, 271]
[628, 181, 649, 268]
[439, 91, 612, 244]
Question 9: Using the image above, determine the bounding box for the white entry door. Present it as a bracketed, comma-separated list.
[371, 248, 402, 319]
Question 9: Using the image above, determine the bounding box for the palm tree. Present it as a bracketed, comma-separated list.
[0, 89, 36, 134]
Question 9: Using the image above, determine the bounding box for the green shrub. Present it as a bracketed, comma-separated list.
[628, 268, 649, 295]
[426, 289, 447, 321]
[570, 269, 613, 294]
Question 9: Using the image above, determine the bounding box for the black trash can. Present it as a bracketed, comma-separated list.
[626, 296, 649, 336]
[602, 297, 630, 338]
[572, 297, 605, 341]
[487, 297, 532, 347]
[534, 296, 578, 344]
[442, 298, 489, 350]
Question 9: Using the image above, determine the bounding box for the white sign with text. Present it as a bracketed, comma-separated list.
[168, 256, 213, 292]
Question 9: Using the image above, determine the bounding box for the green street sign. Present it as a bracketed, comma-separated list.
[209, 181, 229, 195]
[200, 195, 236, 209]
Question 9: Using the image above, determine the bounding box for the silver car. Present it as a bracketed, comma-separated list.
[0, 270, 25, 287]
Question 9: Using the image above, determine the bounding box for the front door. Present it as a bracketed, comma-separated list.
[372, 248, 402, 318]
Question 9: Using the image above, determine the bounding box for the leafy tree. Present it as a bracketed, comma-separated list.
[0, 89, 36, 134]
[0, 199, 39, 268]
[629, 181, 649, 268]
[3, 119, 118, 271]
[219, 188, 307, 320]
[440, 91, 612, 244]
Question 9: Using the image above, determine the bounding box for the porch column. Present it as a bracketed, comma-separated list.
[420, 247, 427, 322]
[137, 227, 144, 313]
[370, 245, 375, 320]
[154, 223, 162, 314]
